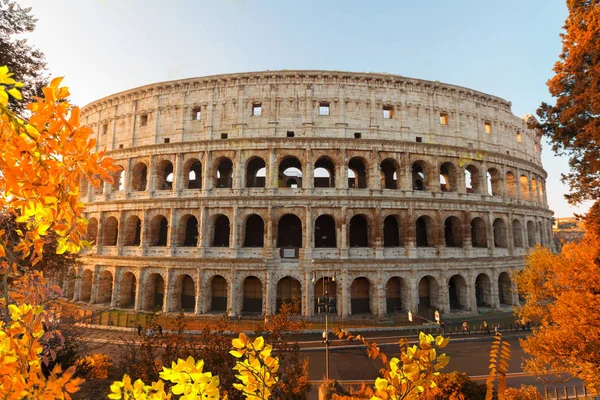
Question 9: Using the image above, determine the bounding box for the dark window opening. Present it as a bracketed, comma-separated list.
[287, 131, 295, 137]
[348, 157, 367, 188]
[416, 217, 429, 247]
[183, 216, 198, 247]
[213, 215, 230, 247]
[216, 159, 234, 188]
[140, 114, 148, 127]
[315, 215, 336, 248]
[412, 162, 426, 191]
[444, 216, 463, 247]
[471, 218, 488, 248]
[157, 161, 174, 190]
[279, 157, 303, 188]
[244, 215, 264, 247]
[314, 157, 335, 188]
[380, 159, 398, 189]
[277, 214, 302, 248]
[349, 215, 369, 247]
[221, 133, 228, 139]
[246, 157, 266, 188]
[354, 132, 362, 139]
[124, 216, 142, 246]
[151, 216, 168, 247]
[131, 162, 148, 191]
[416, 137, 422, 143]
[187, 160, 202, 189]
[192, 107, 201, 120]
[383, 215, 400, 247]
[164, 138, 170, 143]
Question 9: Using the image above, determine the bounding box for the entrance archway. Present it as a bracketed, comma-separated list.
[350, 277, 371, 314]
[277, 277, 301, 313]
[242, 276, 263, 314]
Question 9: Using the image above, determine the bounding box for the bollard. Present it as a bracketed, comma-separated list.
[564, 386, 568, 399]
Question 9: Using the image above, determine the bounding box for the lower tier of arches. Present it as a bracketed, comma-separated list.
[63, 262, 521, 317]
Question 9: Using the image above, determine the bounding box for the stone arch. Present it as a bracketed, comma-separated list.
[418, 275, 440, 312]
[66, 267, 76, 300]
[124, 215, 142, 246]
[213, 215, 230, 247]
[493, 218, 508, 248]
[179, 214, 198, 247]
[109, 166, 124, 192]
[475, 273, 492, 308]
[156, 159, 174, 190]
[276, 276, 302, 313]
[465, 165, 480, 194]
[439, 162, 457, 192]
[209, 275, 228, 312]
[279, 156, 303, 188]
[412, 160, 428, 191]
[87, 218, 98, 245]
[487, 168, 502, 196]
[512, 219, 524, 248]
[349, 214, 369, 247]
[350, 277, 371, 314]
[174, 274, 195, 312]
[506, 171, 517, 198]
[277, 214, 302, 248]
[314, 277, 337, 314]
[102, 216, 119, 246]
[527, 220, 536, 247]
[471, 217, 487, 248]
[131, 162, 148, 191]
[415, 215, 435, 247]
[80, 269, 93, 302]
[242, 276, 263, 314]
[386, 277, 409, 314]
[498, 272, 513, 306]
[142, 273, 165, 312]
[348, 157, 368, 188]
[520, 175, 530, 200]
[97, 270, 113, 304]
[315, 214, 337, 248]
[246, 157, 266, 188]
[314, 157, 335, 188]
[380, 158, 398, 189]
[184, 158, 202, 189]
[215, 157, 234, 188]
[149, 215, 169, 246]
[383, 215, 400, 247]
[448, 274, 468, 311]
[243, 214, 265, 247]
[118, 272, 137, 308]
[444, 216, 463, 247]
[532, 178, 539, 202]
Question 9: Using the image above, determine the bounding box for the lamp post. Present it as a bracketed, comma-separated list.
[313, 270, 336, 381]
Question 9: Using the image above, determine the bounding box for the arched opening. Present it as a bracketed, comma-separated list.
[314, 157, 335, 188]
[66, 268, 76, 300]
[380, 159, 398, 189]
[314, 277, 337, 314]
[383, 215, 400, 247]
[118, 272, 137, 308]
[124, 215, 142, 246]
[215, 158, 234, 188]
[349, 215, 369, 247]
[527, 220, 536, 247]
[279, 157, 303, 188]
[177, 275, 195, 312]
[471, 217, 487, 248]
[465, 165, 480, 194]
[350, 277, 371, 314]
[243, 215, 264, 247]
[143, 273, 165, 312]
[444, 216, 463, 247]
[213, 215, 230, 247]
[412, 161, 427, 191]
[532, 178, 539, 202]
[512, 219, 523, 248]
[277, 214, 302, 248]
[80, 270, 93, 302]
[179, 215, 198, 247]
[131, 162, 148, 191]
[150, 215, 169, 246]
[520, 175, 530, 200]
[87, 218, 98, 245]
[242, 276, 263, 314]
[185, 159, 202, 189]
[416, 216, 434, 247]
[498, 272, 513, 306]
[276, 277, 301, 313]
[386, 277, 407, 314]
[210, 276, 227, 312]
[448, 275, 468, 311]
[103, 216, 119, 246]
[439, 162, 456, 192]
[314, 215, 336, 248]
[506, 171, 517, 198]
[493, 218, 507, 248]
[418, 276, 439, 314]
[475, 273, 492, 308]
[348, 157, 367, 188]
[109, 167, 124, 192]
[246, 157, 266, 188]
[97, 270, 113, 304]
[487, 168, 502, 196]
[156, 160, 174, 190]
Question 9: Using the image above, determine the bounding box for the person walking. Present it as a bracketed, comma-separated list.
[462, 320, 470, 334]
[483, 321, 490, 334]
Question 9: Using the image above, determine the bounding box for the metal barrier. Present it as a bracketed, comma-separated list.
[544, 386, 598, 399]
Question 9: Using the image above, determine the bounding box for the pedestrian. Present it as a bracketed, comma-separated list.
[494, 324, 499, 335]
[462, 321, 470, 334]
[440, 321, 445, 336]
[137, 325, 142, 336]
[483, 321, 490, 335]
[157, 325, 163, 335]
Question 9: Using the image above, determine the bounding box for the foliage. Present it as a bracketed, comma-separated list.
[75, 353, 112, 380]
[486, 333, 511, 400]
[331, 329, 450, 400]
[504, 386, 543, 400]
[536, 0, 600, 205]
[515, 232, 600, 393]
[0, 0, 47, 116]
[420, 372, 486, 400]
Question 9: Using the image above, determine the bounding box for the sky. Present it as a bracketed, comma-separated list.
[18, 0, 593, 218]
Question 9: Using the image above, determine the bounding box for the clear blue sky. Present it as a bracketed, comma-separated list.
[19, 0, 593, 218]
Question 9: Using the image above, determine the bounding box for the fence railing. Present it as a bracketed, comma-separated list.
[544, 386, 598, 399]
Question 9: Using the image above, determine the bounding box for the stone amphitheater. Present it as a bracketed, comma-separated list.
[68, 70, 554, 319]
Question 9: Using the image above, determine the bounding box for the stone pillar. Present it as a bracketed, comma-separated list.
[431, 156, 440, 193]
[486, 212, 495, 255]
[265, 270, 276, 315]
[507, 212, 515, 256]
[490, 272, 500, 309]
[438, 274, 449, 314]
[456, 165, 467, 194]
[147, 155, 156, 193]
[134, 270, 144, 311]
[73, 266, 83, 302]
[341, 270, 350, 317]
[340, 207, 348, 258]
[163, 270, 174, 313]
[111, 270, 120, 308]
[340, 149, 348, 189]
[227, 272, 237, 316]
[203, 151, 213, 191]
[168, 211, 177, 254]
[374, 208, 383, 258]
[480, 161, 488, 196]
[467, 271, 477, 312]
[406, 207, 416, 257]
[234, 150, 243, 190]
[306, 272, 314, 318]
[265, 206, 273, 258]
[371, 150, 380, 190]
[231, 207, 239, 255]
[123, 158, 132, 195]
[515, 167, 521, 201]
[305, 207, 313, 259]
[173, 153, 183, 192]
[305, 149, 313, 190]
[267, 149, 277, 189]
[140, 210, 150, 255]
[376, 274, 386, 317]
[90, 267, 100, 304]
[195, 269, 202, 314]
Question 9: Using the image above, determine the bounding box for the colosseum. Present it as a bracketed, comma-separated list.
[69, 70, 554, 320]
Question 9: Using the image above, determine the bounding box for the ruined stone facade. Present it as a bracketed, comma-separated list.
[70, 70, 553, 318]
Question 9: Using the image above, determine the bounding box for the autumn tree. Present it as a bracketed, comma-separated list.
[536, 0, 600, 205]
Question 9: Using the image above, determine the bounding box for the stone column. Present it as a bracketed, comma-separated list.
[486, 212, 495, 256]
[195, 269, 202, 314]
[305, 207, 313, 259]
[227, 272, 237, 317]
[376, 274, 386, 317]
[340, 149, 348, 189]
[438, 274, 449, 314]
[173, 153, 183, 192]
[73, 266, 83, 302]
[111, 270, 120, 308]
[431, 156, 440, 193]
[203, 151, 212, 191]
[267, 149, 277, 189]
[371, 150, 380, 190]
[140, 210, 150, 255]
[234, 150, 243, 190]
[467, 271, 477, 312]
[198, 207, 208, 257]
[340, 270, 350, 317]
[168, 211, 177, 254]
[134, 270, 144, 311]
[304, 149, 313, 190]
[507, 212, 515, 256]
[147, 155, 156, 193]
[265, 270, 276, 315]
[231, 207, 239, 254]
[340, 207, 348, 259]
[406, 207, 416, 257]
[490, 272, 500, 309]
[163, 270, 174, 313]
[305, 272, 314, 318]
[374, 208, 383, 259]
[90, 267, 100, 304]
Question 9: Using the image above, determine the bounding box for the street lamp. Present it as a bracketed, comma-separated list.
[314, 270, 336, 380]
